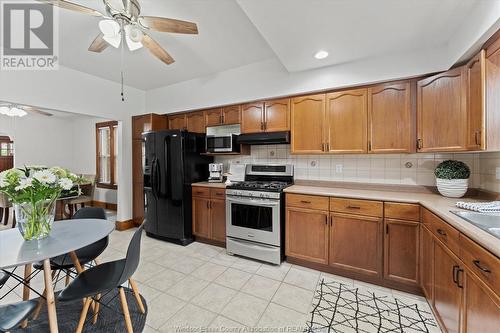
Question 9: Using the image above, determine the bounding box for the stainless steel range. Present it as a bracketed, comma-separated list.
[226, 164, 293, 265]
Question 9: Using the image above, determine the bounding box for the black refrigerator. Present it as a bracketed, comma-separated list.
[143, 130, 213, 245]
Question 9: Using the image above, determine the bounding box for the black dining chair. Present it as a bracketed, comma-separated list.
[0, 300, 38, 332]
[32, 207, 109, 320]
[58, 225, 145, 333]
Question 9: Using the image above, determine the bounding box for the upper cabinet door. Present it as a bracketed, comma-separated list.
[368, 81, 414, 153]
[205, 108, 223, 126]
[241, 102, 264, 134]
[222, 105, 241, 125]
[186, 111, 206, 133]
[264, 98, 290, 132]
[168, 114, 187, 130]
[485, 34, 500, 151]
[417, 67, 467, 152]
[467, 50, 486, 150]
[291, 94, 326, 154]
[326, 88, 368, 153]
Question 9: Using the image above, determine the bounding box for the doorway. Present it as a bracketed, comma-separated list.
[0, 136, 14, 172]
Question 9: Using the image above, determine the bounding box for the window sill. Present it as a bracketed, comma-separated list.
[96, 183, 118, 190]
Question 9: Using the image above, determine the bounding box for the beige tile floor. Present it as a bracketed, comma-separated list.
[1, 225, 437, 332]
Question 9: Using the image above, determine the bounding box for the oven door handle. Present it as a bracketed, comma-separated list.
[227, 196, 280, 207]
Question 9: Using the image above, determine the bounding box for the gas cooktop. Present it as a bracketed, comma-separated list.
[227, 181, 292, 192]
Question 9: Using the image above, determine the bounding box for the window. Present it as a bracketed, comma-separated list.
[0, 136, 13, 157]
[96, 121, 118, 189]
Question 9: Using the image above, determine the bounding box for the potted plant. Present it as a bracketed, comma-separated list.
[434, 160, 471, 198]
[0, 166, 82, 240]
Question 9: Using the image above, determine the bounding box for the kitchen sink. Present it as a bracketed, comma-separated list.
[451, 210, 500, 239]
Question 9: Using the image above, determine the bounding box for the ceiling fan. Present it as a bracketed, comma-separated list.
[37, 0, 199, 65]
[0, 104, 53, 117]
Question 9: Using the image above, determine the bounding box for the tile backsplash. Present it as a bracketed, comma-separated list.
[215, 145, 500, 193]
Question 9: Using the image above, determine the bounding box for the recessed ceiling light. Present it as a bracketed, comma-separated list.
[314, 50, 329, 60]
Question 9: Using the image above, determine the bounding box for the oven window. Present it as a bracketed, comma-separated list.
[231, 203, 273, 232]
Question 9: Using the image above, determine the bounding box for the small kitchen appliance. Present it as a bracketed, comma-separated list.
[208, 163, 224, 183]
[226, 164, 294, 265]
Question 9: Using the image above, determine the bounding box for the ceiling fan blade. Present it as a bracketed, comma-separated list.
[88, 33, 109, 53]
[22, 106, 53, 117]
[139, 16, 198, 34]
[36, 0, 103, 17]
[142, 34, 175, 65]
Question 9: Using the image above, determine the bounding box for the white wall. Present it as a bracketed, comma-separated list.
[0, 114, 118, 204]
[0, 65, 146, 221]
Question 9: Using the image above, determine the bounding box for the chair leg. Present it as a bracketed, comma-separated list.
[119, 287, 134, 333]
[20, 264, 32, 328]
[0, 207, 4, 225]
[65, 272, 70, 287]
[128, 278, 145, 314]
[92, 294, 101, 324]
[32, 270, 56, 320]
[11, 211, 16, 228]
[76, 297, 92, 333]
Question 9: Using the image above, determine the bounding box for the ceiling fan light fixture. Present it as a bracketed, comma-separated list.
[124, 25, 143, 51]
[103, 33, 122, 48]
[99, 19, 120, 36]
[0, 105, 27, 117]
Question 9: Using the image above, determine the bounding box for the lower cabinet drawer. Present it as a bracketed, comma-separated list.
[192, 186, 210, 198]
[459, 234, 500, 295]
[330, 198, 383, 217]
[286, 194, 329, 210]
[422, 208, 460, 255]
[210, 188, 226, 199]
[384, 202, 420, 221]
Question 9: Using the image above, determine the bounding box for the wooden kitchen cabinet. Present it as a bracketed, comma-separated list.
[466, 50, 486, 150]
[222, 105, 241, 124]
[168, 114, 187, 130]
[290, 94, 326, 154]
[210, 198, 226, 242]
[368, 81, 414, 153]
[241, 102, 264, 133]
[204, 106, 241, 126]
[326, 88, 368, 153]
[264, 98, 290, 132]
[329, 212, 382, 277]
[420, 225, 434, 301]
[433, 240, 462, 333]
[417, 66, 467, 152]
[384, 218, 419, 285]
[192, 196, 210, 238]
[192, 186, 226, 245]
[241, 98, 290, 134]
[463, 268, 500, 333]
[285, 207, 329, 265]
[485, 34, 500, 151]
[205, 108, 223, 126]
[186, 111, 206, 133]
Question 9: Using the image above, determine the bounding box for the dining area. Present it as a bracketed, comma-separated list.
[0, 167, 147, 333]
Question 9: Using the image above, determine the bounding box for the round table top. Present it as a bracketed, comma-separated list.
[0, 219, 115, 269]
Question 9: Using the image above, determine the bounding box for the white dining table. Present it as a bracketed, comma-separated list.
[0, 219, 115, 333]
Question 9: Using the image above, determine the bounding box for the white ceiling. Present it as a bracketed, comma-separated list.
[18, 0, 500, 90]
[237, 0, 486, 72]
[56, 0, 275, 90]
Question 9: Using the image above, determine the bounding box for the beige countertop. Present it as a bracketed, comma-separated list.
[192, 181, 226, 189]
[284, 184, 500, 258]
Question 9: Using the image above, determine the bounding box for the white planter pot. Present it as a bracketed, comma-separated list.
[436, 178, 469, 198]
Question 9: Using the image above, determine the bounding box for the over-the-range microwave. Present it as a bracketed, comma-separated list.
[206, 134, 239, 153]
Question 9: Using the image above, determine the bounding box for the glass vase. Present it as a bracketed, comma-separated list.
[14, 200, 56, 241]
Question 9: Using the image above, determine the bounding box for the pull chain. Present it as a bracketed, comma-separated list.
[120, 20, 125, 102]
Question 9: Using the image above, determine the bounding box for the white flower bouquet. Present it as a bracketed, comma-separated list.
[0, 166, 83, 240]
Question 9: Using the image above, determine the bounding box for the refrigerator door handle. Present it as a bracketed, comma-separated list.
[164, 136, 170, 199]
[151, 156, 158, 199]
[155, 156, 161, 198]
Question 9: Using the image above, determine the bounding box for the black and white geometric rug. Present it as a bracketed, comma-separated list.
[306, 280, 440, 333]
